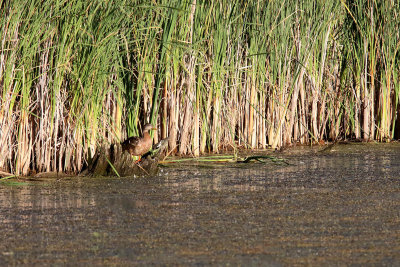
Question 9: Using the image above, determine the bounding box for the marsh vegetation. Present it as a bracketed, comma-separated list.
[0, 0, 399, 175]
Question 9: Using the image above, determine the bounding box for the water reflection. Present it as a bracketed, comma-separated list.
[163, 144, 399, 193]
[0, 143, 400, 265]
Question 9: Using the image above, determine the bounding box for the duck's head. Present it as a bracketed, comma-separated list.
[143, 123, 157, 133]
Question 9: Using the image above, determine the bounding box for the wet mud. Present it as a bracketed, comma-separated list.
[1, 143, 400, 266]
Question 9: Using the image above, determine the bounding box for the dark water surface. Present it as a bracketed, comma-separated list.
[1, 143, 400, 266]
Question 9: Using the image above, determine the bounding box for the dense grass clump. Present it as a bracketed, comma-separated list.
[0, 0, 399, 175]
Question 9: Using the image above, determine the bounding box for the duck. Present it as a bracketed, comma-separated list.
[122, 123, 157, 160]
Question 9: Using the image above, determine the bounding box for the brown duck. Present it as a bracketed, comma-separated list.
[122, 124, 157, 159]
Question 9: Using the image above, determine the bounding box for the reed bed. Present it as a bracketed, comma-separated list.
[0, 0, 399, 175]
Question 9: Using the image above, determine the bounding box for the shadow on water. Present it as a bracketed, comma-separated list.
[1, 143, 400, 266]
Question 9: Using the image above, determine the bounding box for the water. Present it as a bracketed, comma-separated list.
[1, 143, 400, 266]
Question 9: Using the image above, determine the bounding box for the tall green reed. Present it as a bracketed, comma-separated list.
[1, 0, 399, 175]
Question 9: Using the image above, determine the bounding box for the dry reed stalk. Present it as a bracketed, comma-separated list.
[63, 123, 72, 173]
[379, 80, 392, 141]
[243, 77, 249, 146]
[54, 88, 62, 172]
[75, 127, 83, 172]
[288, 36, 308, 143]
[179, 82, 193, 154]
[333, 66, 341, 140]
[237, 88, 243, 148]
[248, 79, 256, 148]
[293, 109, 299, 142]
[310, 78, 320, 141]
[370, 82, 375, 140]
[0, 89, 11, 173]
[318, 79, 330, 139]
[211, 91, 221, 152]
[200, 73, 213, 153]
[267, 90, 274, 147]
[0, 24, 19, 174]
[299, 81, 307, 143]
[161, 81, 168, 139]
[354, 77, 361, 139]
[270, 75, 288, 149]
[113, 81, 123, 143]
[16, 92, 30, 175]
[150, 83, 159, 145]
[193, 87, 200, 156]
[57, 89, 68, 173]
[16, 65, 32, 176]
[362, 39, 371, 140]
[168, 80, 177, 152]
[229, 89, 238, 149]
[254, 93, 262, 148]
[192, 68, 200, 156]
[33, 33, 50, 173]
[288, 77, 301, 143]
[143, 84, 149, 127]
[260, 90, 267, 148]
[179, 0, 196, 154]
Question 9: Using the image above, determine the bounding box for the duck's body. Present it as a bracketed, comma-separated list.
[122, 124, 156, 157]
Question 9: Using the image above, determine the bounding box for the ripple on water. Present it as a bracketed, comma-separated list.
[0, 143, 400, 266]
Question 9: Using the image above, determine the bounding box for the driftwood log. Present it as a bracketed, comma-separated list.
[86, 138, 169, 177]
